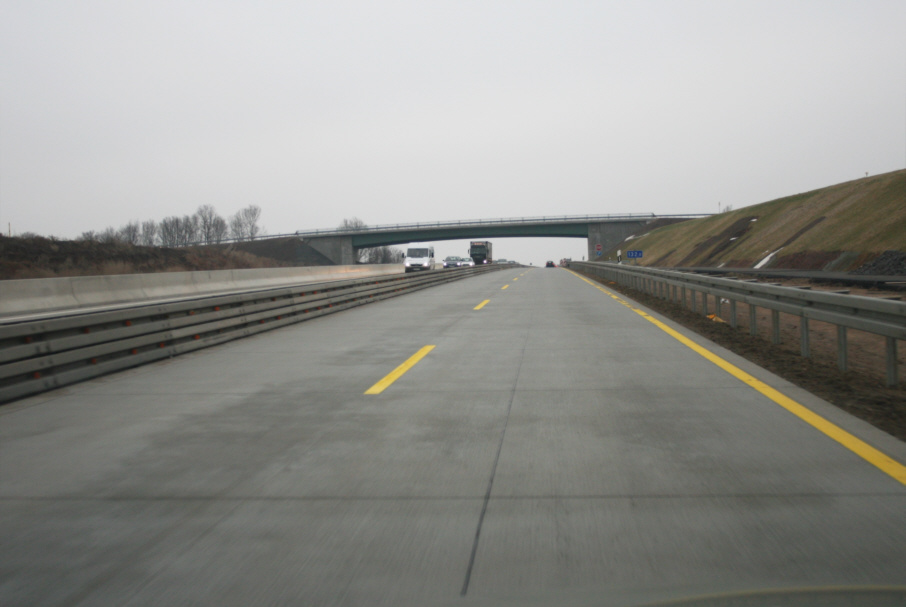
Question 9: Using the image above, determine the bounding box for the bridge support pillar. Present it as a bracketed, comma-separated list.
[586, 221, 648, 261]
[305, 236, 355, 265]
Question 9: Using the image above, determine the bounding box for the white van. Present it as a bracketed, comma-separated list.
[404, 245, 435, 273]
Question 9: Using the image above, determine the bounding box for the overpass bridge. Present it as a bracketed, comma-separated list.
[293, 213, 704, 264]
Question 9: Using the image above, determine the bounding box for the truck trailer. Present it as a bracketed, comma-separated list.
[469, 241, 493, 265]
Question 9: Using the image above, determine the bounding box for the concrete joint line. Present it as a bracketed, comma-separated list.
[461, 331, 528, 596]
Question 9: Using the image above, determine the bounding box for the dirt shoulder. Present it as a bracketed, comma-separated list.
[576, 271, 906, 442]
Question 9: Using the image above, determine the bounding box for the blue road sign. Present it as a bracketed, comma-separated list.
[627, 250, 643, 259]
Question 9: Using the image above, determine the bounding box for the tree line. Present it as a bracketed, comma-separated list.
[77, 205, 263, 247]
[15, 208, 405, 265]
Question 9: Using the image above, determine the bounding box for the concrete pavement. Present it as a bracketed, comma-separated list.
[2, 266, 904, 606]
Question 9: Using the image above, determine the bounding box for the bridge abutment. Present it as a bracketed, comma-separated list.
[306, 236, 355, 265]
[586, 221, 649, 261]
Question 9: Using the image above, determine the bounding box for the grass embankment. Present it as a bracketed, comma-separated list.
[612, 169, 906, 270]
[0, 237, 291, 280]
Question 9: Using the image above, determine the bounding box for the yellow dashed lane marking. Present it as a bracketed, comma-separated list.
[502, 285, 509, 290]
[474, 299, 490, 310]
[567, 269, 906, 486]
[365, 345, 435, 395]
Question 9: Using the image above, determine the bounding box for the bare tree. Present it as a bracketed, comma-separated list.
[361, 245, 405, 264]
[339, 217, 366, 231]
[159, 216, 180, 247]
[229, 205, 263, 241]
[118, 221, 141, 245]
[196, 205, 224, 244]
[211, 215, 228, 243]
[362, 245, 405, 263]
[240, 205, 262, 239]
[141, 220, 158, 246]
[229, 212, 247, 241]
[98, 227, 120, 244]
[73, 205, 251, 248]
[176, 214, 199, 247]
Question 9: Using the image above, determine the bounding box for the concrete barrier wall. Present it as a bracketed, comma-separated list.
[0, 265, 403, 318]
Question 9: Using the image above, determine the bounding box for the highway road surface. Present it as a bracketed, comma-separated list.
[2, 267, 905, 606]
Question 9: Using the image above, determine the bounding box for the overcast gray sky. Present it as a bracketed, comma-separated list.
[2, 0, 904, 266]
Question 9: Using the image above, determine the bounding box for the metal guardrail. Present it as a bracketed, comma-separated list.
[568, 261, 906, 387]
[673, 266, 906, 290]
[0, 265, 504, 403]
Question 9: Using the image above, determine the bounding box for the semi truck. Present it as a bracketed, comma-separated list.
[469, 241, 493, 265]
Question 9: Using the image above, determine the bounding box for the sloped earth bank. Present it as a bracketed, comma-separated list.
[0, 236, 301, 279]
[577, 271, 906, 442]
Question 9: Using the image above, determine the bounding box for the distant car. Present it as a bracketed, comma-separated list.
[443, 256, 460, 268]
[462, 257, 475, 267]
[545, 261, 555, 268]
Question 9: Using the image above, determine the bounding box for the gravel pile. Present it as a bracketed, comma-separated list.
[853, 250, 906, 276]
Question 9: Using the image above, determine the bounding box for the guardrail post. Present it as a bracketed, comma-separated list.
[837, 326, 848, 372]
[800, 318, 810, 358]
[568, 263, 904, 389]
[886, 338, 898, 387]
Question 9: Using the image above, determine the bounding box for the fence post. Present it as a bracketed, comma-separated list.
[886, 338, 898, 387]
[837, 326, 848, 372]
[800, 317, 810, 358]
[772, 310, 781, 345]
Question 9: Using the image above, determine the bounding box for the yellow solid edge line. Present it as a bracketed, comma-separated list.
[501, 284, 509, 290]
[365, 345, 435, 395]
[474, 299, 490, 310]
[566, 270, 906, 486]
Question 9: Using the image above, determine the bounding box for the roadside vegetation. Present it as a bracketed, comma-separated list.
[1, 210, 404, 280]
[606, 169, 906, 273]
[72, 204, 264, 247]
